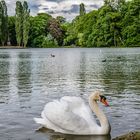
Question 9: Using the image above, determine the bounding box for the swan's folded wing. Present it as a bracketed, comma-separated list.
[43, 99, 89, 133]
[61, 96, 84, 105]
[61, 96, 97, 126]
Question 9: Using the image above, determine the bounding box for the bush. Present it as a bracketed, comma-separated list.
[42, 34, 58, 48]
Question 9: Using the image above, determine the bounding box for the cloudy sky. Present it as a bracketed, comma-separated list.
[6, 0, 104, 20]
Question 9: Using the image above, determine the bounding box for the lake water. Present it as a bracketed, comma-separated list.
[0, 48, 140, 140]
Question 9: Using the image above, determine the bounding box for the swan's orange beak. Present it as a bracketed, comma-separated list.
[101, 99, 109, 106]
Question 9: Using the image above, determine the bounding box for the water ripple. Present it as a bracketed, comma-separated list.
[0, 48, 140, 140]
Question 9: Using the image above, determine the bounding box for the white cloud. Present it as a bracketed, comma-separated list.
[38, 0, 104, 20]
[5, 0, 104, 20]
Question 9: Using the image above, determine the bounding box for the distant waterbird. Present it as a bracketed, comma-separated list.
[102, 59, 107, 62]
[117, 56, 121, 59]
[51, 54, 55, 57]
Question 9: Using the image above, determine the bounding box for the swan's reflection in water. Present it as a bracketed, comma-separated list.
[50, 135, 111, 140]
[37, 127, 111, 140]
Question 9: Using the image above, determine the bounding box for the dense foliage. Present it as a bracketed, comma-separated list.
[0, 0, 8, 46]
[64, 0, 140, 47]
[23, 1, 30, 47]
[15, 1, 23, 46]
[15, 1, 30, 47]
[0, 0, 139, 47]
[80, 3, 86, 16]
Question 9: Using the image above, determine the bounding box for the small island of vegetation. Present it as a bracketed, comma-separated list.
[0, 0, 140, 48]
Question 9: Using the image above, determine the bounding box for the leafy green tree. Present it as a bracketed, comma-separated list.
[80, 3, 86, 16]
[56, 16, 66, 24]
[117, 0, 126, 11]
[121, 0, 140, 46]
[0, 0, 8, 46]
[0, 2, 2, 44]
[42, 34, 58, 48]
[75, 10, 98, 47]
[8, 16, 17, 45]
[64, 0, 140, 47]
[63, 22, 78, 46]
[0, 0, 139, 48]
[86, 6, 113, 47]
[32, 35, 44, 48]
[64, 33, 78, 46]
[104, 0, 125, 10]
[23, 1, 30, 47]
[15, 1, 23, 46]
[108, 12, 122, 47]
[28, 13, 52, 47]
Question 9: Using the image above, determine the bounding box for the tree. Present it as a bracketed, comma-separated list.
[0, 0, 8, 46]
[28, 13, 52, 47]
[56, 16, 66, 24]
[42, 34, 58, 48]
[104, 0, 125, 10]
[108, 12, 122, 47]
[23, 1, 30, 47]
[104, 0, 111, 5]
[48, 18, 64, 45]
[15, 1, 23, 46]
[79, 3, 86, 16]
[0, 2, 2, 44]
[8, 16, 17, 45]
[0, 0, 139, 48]
[87, 5, 115, 47]
[121, 0, 140, 46]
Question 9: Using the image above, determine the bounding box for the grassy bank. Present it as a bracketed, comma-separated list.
[0, 46, 24, 49]
[0, 46, 140, 49]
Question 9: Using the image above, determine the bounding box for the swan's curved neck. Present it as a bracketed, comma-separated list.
[89, 96, 110, 134]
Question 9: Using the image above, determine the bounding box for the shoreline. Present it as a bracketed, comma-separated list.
[113, 131, 140, 140]
[0, 46, 25, 49]
[0, 46, 140, 49]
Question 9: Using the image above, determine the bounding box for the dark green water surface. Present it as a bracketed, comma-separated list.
[0, 48, 139, 140]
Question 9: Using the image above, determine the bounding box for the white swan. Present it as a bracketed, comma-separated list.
[34, 91, 111, 135]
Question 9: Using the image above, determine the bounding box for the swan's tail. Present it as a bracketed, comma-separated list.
[34, 118, 46, 125]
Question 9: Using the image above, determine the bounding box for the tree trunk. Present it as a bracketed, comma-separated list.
[114, 31, 116, 47]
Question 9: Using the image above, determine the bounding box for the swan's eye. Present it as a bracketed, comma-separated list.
[99, 95, 109, 106]
[100, 95, 106, 101]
